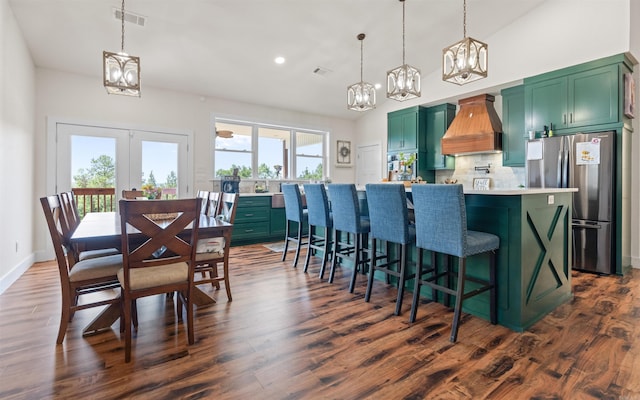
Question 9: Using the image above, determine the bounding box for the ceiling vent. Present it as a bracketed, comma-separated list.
[313, 66, 332, 77]
[113, 8, 146, 27]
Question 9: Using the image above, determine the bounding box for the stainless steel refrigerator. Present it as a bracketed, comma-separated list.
[525, 131, 615, 274]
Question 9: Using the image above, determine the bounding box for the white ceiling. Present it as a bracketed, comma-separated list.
[9, 0, 547, 120]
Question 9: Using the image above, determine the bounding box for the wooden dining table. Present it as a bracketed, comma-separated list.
[70, 211, 233, 336]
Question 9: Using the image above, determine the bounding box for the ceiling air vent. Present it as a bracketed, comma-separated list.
[313, 67, 332, 77]
[114, 8, 146, 27]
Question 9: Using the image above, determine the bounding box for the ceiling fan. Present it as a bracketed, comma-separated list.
[215, 128, 234, 138]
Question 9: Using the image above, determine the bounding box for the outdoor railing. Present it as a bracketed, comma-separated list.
[72, 187, 178, 218]
[72, 188, 116, 217]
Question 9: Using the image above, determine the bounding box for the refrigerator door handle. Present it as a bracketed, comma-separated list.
[557, 144, 563, 187]
[572, 223, 601, 229]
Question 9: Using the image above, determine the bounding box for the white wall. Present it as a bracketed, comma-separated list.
[32, 69, 356, 260]
[0, 0, 36, 293]
[355, 0, 639, 268]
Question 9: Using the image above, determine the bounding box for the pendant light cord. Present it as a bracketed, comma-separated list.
[463, 0, 467, 38]
[360, 38, 364, 81]
[120, 0, 126, 52]
[402, 0, 406, 64]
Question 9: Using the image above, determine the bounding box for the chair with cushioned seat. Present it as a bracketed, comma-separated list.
[118, 197, 202, 362]
[302, 184, 333, 277]
[410, 184, 498, 342]
[40, 195, 122, 344]
[281, 184, 308, 267]
[193, 192, 238, 301]
[197, 190, 210, 215]
[58, 191, 120, 267]
[327, 184, 370, 293]
[364, 184, 415, 315]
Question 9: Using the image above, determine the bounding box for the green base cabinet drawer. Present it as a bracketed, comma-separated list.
[232, 221, 271, 241]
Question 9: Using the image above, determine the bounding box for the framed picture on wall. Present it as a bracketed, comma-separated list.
[624, 72, 635, 119]
[337, 140, 351, 165]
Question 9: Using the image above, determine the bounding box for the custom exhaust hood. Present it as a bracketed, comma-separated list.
[441, 94, 503, 156]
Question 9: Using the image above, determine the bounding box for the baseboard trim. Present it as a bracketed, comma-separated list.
[0, 253, 35, 295]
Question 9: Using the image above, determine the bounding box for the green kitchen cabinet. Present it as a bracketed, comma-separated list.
[270, 208, 286, 238]
[425, 103, 456, 170]
[525, 62, 619, 133]
[232, 196, 271, 243]
[501, 85, 526, 167]
[387, 106, 421, 153]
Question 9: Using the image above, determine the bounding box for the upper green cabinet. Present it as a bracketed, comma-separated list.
[525, 61, 620, 134]
[387, 106, 421, 153]
[501, 85, 526, 167]
[425, 103, 456, 170]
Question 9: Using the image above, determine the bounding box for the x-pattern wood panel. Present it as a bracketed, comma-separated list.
[525, 204, 569, 304]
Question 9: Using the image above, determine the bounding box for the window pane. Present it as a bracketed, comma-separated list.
[215, 122, 253, 177]
[296, 131, 323, 157]
[258, 127, 289, 179]
[296, 131, 323, 179]
[215, 123, 252, 151]
[297, 156, 323, 180]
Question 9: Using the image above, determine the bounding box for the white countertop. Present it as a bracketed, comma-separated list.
[236, 187, 578, 196]
[463, 188, 578, 195]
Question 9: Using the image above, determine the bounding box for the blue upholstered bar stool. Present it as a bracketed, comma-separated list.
[364, 184, 415, 316]
[303, 184, 333, 277]
[281, 184, 308, 267]
[327, 184, 370, 293]
[410, 184, 498, 342]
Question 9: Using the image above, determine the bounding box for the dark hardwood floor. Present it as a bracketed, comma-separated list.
[1, 244, 639, 399]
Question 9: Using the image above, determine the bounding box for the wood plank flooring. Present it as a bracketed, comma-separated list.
[1, 244, 639, 399]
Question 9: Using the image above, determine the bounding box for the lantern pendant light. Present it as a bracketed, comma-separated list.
[387, 0, 421, 101]
[442, 0, 488, 85]
[347, 33, 376, 111]
[103, 0, 141, 96]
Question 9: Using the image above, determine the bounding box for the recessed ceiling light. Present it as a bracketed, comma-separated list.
[374, 83, 382, 90]
[274, 56, 286, 65]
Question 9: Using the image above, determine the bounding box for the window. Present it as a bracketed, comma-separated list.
[214, 118, 327, 180]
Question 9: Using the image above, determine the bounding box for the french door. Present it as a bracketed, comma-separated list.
[54, 123, 191, 201]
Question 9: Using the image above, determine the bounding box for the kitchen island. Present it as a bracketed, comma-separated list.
[232, 187, 577, 332]
[439, 187, 578, 331]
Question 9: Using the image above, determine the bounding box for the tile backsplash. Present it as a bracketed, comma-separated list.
[435, 153, 526, 190]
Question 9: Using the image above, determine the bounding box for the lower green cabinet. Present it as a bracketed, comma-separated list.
[231, 195, 289, 245]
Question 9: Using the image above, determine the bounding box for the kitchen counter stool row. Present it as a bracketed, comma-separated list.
[281, 183, 499, 343]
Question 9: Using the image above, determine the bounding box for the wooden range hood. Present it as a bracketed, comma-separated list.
[441, 94, 503, 155]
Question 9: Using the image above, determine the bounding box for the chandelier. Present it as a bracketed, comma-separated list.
[347, 33, 376, 111]
[442, 0, 488, 85]
[387, 0, 420, 101]
[103, 0, 141, 96]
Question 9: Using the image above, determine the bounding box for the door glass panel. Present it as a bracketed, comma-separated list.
[71, 135, 116, 214]
[141, 140, 178, 199]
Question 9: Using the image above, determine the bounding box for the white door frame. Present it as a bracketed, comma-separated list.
[46, 117, 194, 197]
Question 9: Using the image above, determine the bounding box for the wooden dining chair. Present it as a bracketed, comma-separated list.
[118, 197, 202, 362]
[58, 192, 120, 266]
[194, 192, 238, 301]
[122, 189, 145, 199]
[197, 190, 210, 215]
[40, 195, 122, 344]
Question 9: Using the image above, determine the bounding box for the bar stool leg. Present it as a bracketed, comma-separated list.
[282, 221, 290, 262]
[292, 222, 303, 267]
[303, 224, 314, 273]
[490, 251, 497, 325]
[364, 238, 377, 302]
[348, 233, 360, 293]
[328, 230, 340, 283]
[409, 247, 423, 323]
[450, 257, 467, 343]
[394, 243, 407, 316]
